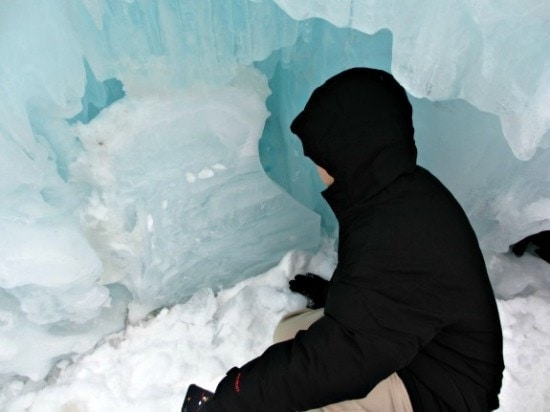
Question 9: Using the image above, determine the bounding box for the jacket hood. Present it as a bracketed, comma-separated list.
[291, 68, 417, 212]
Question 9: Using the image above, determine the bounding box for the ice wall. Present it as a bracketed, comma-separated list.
[70, 73, 320, 321]
[274, 0, 550, 160]
[0, 0, 548, 383]
[0, 0, 318, 381]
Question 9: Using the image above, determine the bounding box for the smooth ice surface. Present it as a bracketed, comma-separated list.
[0, 0, 549, 406]
[70, 72, 320, 320]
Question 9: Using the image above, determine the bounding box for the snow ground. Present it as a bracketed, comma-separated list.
[1, 247, 549, 412]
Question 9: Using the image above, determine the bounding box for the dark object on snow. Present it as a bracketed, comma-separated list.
[182, 384, 213, 412]
[510, 231, 550, 263]
[202, 68, 504, 412]
[289, 273, 330, 309]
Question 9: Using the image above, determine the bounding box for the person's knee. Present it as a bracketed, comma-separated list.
[273, 309, 324, 343]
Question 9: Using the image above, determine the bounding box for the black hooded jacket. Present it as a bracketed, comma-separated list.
[203, 68, 504, 411]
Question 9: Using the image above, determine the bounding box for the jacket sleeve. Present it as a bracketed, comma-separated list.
[201, 274, 445, 412]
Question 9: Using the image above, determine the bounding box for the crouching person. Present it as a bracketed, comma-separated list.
[198, 68, 504, 412]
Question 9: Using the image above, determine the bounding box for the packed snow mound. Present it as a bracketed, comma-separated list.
[1, 250, 548, 411]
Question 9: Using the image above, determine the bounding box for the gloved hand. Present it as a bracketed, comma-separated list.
[289, 273, 329, 309]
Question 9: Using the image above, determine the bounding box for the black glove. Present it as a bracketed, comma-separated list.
[289, 273, 329, 309]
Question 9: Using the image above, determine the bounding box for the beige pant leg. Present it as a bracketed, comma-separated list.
[273, 308, 325, 343]
[305, 374, 413, 412]
[273, 309, 413, 412]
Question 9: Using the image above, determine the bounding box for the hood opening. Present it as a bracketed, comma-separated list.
[291, 67, 417, 207]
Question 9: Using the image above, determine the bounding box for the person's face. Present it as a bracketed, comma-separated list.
[316, 164, 334, 187]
